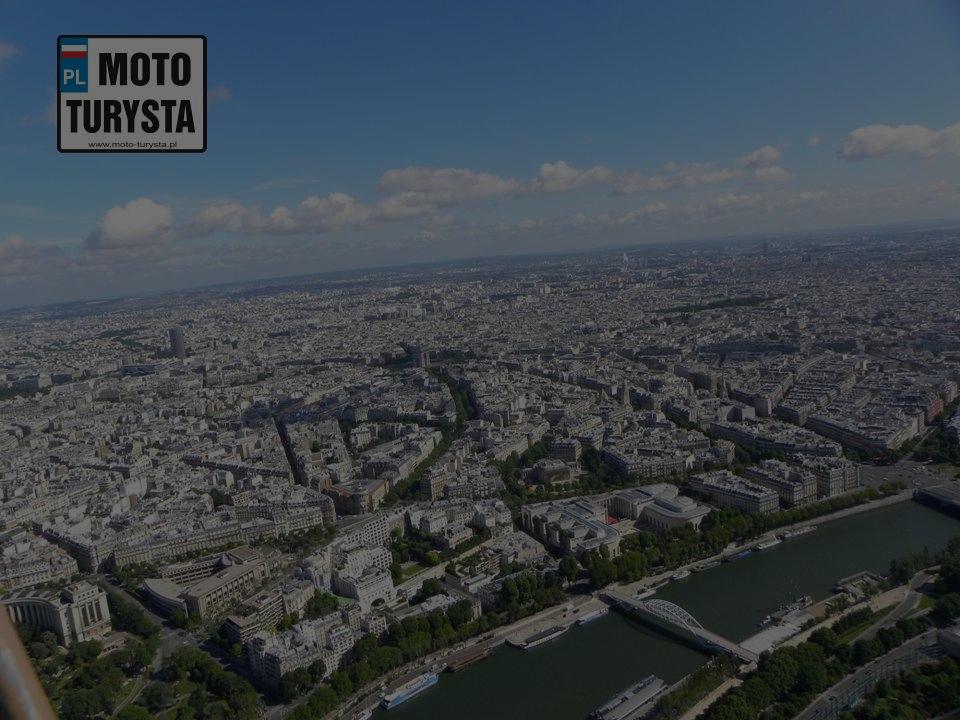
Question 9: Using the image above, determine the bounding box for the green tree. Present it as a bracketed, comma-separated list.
[932, 593, 960, 626]
[558, 555, 579, 583]
[117, 704, 153, 720]
[69, 639, 102, 664]
[60, 688, 105, 720]
[142, 682, 176, 712]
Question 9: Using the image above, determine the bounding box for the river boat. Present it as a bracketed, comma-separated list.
[590, 675, 666, 720]
[381, 673, 439, 709]
[578, 607, 609, 625]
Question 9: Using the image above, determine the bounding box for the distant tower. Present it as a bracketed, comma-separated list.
[621, 252, 629, 273]
[169, 326, 186, 359]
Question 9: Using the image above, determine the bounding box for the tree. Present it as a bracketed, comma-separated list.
[940, 557, 960, 593]
[39, 630, 59, 651]
[329, 670, 353, 697]
[279, 667, 312, 702]
[304, 590, 339, 619]
[276, 612, 298, 631]
[69, 639, 102, 664]
[446, 600, 474, 628]
[932, 593, 960, 626]
[107, 591, 159, 639]
[559, 555, 579, 583]
[307, 657, 326, 682]
[60, 688, 105, 720]
[29, 641, 51, 660]
[117, 705, 153, 720]
[142, 682, 176, 712]
[414, 577, 443, 603]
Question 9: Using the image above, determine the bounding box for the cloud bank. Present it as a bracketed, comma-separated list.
[840, 122, 960, 160]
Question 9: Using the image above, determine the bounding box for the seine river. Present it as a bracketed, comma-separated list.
[376, 500, 960, 720]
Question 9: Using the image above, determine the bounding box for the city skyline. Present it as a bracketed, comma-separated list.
[3, 228, 960, 720]
[2, 1, 960, 307]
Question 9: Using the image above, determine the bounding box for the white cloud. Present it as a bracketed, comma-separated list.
[86, 198, 174, 250]
[595, 202, 669, 226]
[180, 202, 249, 238]
[284, 192, 371, 232]
[751, 165, 791, 183]
[0, 41, 18, 68]
[0, 234, 27, 259]
[530, 161, 613, 193]
[738, 145, 781, 169]
[209, 85, 232, 102]
[77, 145, 797, 255]
[615, 162, 738, 193]
[377, 166, 521, 214]
[736, 145, 789, 182]
[685, 193, 763, 219]
[0, 234, 62, 278]
[840, 122, 960, 160]
[176, 194, 373, 238]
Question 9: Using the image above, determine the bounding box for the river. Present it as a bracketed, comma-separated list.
[376, 500, 960, 720]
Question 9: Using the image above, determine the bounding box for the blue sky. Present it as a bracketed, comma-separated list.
[2, 1, 960, 307]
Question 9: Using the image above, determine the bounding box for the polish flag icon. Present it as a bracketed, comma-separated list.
[61, 40, 87, 59]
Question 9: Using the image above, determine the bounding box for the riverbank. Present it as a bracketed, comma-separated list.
[324, 491, 917, 719]
[324, 594, 599, 720]
[674, 571, 932, 720]
[374, 499, 960, 720]
[614, 489, 913, 599]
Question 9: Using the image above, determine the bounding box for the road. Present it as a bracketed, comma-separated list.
[854, 569, 931, 643]
[861, 457, 957, 492]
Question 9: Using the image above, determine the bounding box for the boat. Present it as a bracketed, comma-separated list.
[725, 549, 753, 562]
[756, 538, 782, 552]
[757, 614, 775, 628]
[671, 569, 691, 581]
[782, 594, 812, 613]
[590, 675, 666, 720]
[353, 710, 373, 720]
[380, 672, 439, 709]
[577, 607, 609, 625]
[781, 525, 816, 540]
[519, 624, 569, 650]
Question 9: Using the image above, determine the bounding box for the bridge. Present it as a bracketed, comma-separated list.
[917, 483, 960, 513]
[603, 591, 759, 664]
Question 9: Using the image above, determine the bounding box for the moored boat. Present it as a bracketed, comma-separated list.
[577, 607, 609, 625]
[590, 675, 666, 720]
[519, 624, 569, 650]
[781, 525, 816, 540]
[381, 672, 439, 709]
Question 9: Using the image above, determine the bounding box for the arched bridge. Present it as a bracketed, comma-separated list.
[603, 592, 759, 664]
[642, 598, 704, 630]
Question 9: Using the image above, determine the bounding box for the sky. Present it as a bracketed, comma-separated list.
[2, 1, 960, 308]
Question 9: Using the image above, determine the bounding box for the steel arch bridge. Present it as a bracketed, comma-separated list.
[639, 598, 704, 631]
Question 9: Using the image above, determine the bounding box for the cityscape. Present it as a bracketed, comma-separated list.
[3, 229, 960, 720]
[4, 2, 960, 719]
